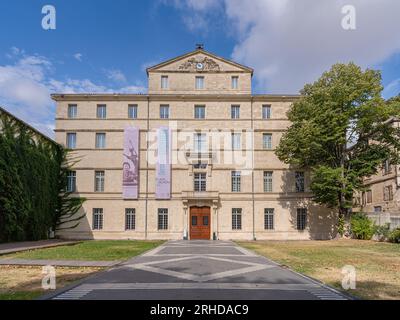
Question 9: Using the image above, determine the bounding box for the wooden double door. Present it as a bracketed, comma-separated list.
[190, 207, 211, 240]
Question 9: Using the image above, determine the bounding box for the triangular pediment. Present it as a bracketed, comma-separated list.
[147, 49, 253, 74]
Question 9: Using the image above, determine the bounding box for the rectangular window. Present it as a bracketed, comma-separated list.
[194, 133, 207, 152]
[68, 104, 77, 118]
[125, 208, 136, 230]
[263, 133, 272, 149]
[231, 76, 239, 89]
[66, 171, 76, 193]
[97, 104, 107, 119]
[161, 75, 168, 89]
[158, 208, 168, 230]
[93, 208, 103, 230]
[231, 105, 240, 119]
[232, 208, 242, 230]
[367, 190, 372, 203]
[374, 206, 382, 213]
[128, 104, 138, 119]
[264, 208, 274, 230]
[194, 105, 205, 119]
[195, 76, 204, 89]
[362, 192, 366, 206]
[297, 208, 307, 230]
[66, 133, 76, 149]
[384, 185, 393, 201]
[95, 171, 105, 192]
[160, 105, 169, 119]
[95, 133, 106, 149]
[295, 171, 305, 192]
[383, 159, 392, 175]
[194, 173, 207, 192]
[262, 105, 271, 119]
[232, 133, 241, 150]
[231, 171, 241, 192]
[264, 171, 273, 192]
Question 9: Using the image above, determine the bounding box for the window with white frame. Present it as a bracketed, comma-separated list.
[125, 208, 136, 230]
[95, 171, 105, 192]
[195, 76, 204, 89]
[297, 208, 307, 230]
[194, 173, 207, 192]
[231, 133, 241, 150]
[263, 133, 272, 149]
[231, 171, 241, 192]
[95, 133, 106, 149]
[68, 104, 77, 118]
[194, 105, 205, 119]
[158, 208, 168, 230]
[128, 104, 138, 119]
[66, 133, 76, 149]
[264, 208, 274, 230]
[295, 171, 305, 192]
[93, 208, 103, 230]
[66, 171, 76, 193]
[97, 104, 107, 119]
[231, 105, 240, 119]
[232, 208, 242, 230]
[264, 171, 273, 192]
[161, 75, 169, 89]
[194, 133, 207, 152]
[262, 105, 271, 119]
[231, 76, 239, 89]
[160, 105, 169, 119]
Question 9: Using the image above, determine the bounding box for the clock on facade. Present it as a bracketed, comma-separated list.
[196, 62, 204, 70]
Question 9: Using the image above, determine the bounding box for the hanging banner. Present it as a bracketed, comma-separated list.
[156, 126, 171, 199]
[123, 127, 139, 199]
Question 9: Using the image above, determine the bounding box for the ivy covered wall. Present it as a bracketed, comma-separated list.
[0, 108, 84, 242]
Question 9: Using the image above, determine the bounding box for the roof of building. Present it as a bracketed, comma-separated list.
[146, 47, 254, 75]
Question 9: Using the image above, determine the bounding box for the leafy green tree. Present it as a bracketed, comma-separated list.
[276, 63, 400, 222]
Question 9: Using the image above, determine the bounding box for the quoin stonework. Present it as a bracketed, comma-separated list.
[52, 47, 337, 240]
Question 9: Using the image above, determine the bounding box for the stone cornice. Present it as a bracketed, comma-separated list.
[51, 93, 301, 102]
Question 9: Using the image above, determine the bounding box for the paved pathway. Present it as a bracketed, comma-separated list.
[45, 240, 350, 300]
[0, 240, 79, 255]
[0, 258, 120, 267]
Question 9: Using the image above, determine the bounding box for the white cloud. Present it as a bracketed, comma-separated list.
[73, 53, 83, 62]
[104, 69, 127, 83]
[170, 0, 400, 94]
[383, 78, 400, 99]
[0, 49, 147, 138]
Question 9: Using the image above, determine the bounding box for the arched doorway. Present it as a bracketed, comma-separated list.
[190, 206, 211, 240]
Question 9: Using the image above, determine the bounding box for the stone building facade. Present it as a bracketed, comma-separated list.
[52, 48, 336, 240]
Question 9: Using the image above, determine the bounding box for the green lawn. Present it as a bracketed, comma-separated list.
[3, 240, 164, 261]
[0, 291, 42, 300]
[238, 239, 400, 300]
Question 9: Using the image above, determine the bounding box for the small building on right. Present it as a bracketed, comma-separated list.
[354, 119, 400, 229]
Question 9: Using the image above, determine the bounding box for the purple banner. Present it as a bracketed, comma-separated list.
[156, 127, 171, 199]
[123, 127, 139, 199]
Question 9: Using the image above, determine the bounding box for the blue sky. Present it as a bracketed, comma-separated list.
[0, 0, 400, 137]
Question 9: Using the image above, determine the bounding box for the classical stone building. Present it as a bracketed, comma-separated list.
[52, 47, 336, 240]
[354, 120, 400, 228]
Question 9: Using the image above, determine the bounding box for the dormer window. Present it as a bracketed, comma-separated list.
[161, 75, 168, 89]
[195, 76, 204, 90]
